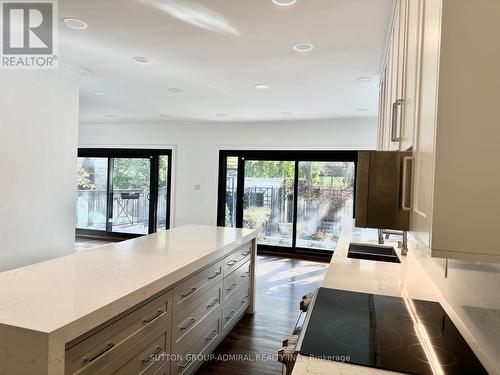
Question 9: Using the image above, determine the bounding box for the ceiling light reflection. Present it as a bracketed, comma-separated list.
[141, 0, 240, 36]
[402, 292, 445, 375]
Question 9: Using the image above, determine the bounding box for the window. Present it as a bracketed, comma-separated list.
[217, 151, 358, 256]
[76, 149, 172, 238]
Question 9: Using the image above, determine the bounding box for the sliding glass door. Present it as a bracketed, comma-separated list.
[76, 149, 172, 238]
[110, 157, 151, 235]
[218, 151, 358, 256]
[156, 155, 170, 229]
[243, 160, 295, 248]
[296, 161, 355, 250]
[76, 157, 108, 231]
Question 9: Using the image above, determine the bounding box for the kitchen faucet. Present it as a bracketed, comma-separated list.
[378, 229, 408, 256]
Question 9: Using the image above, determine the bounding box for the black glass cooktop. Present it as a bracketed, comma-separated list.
[299, 288, 487, 374]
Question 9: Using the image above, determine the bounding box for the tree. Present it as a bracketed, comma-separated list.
[77, 166, 95, 190]
[113, 159, 150, 190]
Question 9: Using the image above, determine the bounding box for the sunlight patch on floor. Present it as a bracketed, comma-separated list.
[255, 257, 290, 277]
[265, 275, 325, 294]
[269, 264, 328, 282]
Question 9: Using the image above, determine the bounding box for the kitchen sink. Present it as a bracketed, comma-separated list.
[347, 243, 400, 263]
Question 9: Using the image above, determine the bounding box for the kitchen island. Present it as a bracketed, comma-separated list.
[0, 225, 256, 375]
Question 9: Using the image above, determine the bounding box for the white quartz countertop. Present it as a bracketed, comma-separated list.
[0, 225, 255, 341]
[292, 228, 496, 375]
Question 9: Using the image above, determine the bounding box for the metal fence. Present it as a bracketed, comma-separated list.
[76, 187, 168, 229]
[225, 176, 353, 237]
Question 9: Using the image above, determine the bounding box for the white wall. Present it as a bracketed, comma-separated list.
[0, 70, 80, 272]
[79, 118, 377, 227]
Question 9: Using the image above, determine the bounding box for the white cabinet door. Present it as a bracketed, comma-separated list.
[387, 20, 400, 151]
[387, 0, 407, 151]
[400, 0, 422, 151]
[379, 0, 418, 152]
[377, 65, 389, 150]
[410, 0, 441, 249]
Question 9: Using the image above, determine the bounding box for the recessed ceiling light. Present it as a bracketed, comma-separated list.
[132, 56, 149, 64]
[254, 84, 270, 89]
[62, 17, 88, 30]
[293, 42, 314, 52]
[216, 113, 227, 117]
[168, 88, 182, 93]
[93, 91, 106, 96]
[356, 76, 373, 82]
[272, 0, 297, 6]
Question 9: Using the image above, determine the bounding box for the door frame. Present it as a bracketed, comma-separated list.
[217, 150, 359, 258]
[76, 148, 172, 239]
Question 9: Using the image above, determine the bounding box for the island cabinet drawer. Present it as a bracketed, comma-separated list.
[222, 286, 250, 335]
[222, 260, 251, 303]
[171, 309, 221, 375]
[172, 283, 222, 353]
[223, 242, 252, 277]
[65, 290, 172, 375]
[151, 362, 170, 375]
[93, 321, 170, 375]
[172, 261, 222, 314]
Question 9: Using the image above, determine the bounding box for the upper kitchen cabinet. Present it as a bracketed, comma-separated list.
[378, 0, 419, 152]
[412, 0, 500, 262]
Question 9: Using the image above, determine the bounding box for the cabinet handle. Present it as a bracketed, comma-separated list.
[206, 298, 219, 308]
[402, 156, 415, 211]
[142, 346, 163, 363]
[180, 287, 197, 298]
[241, 251, 251, 257]
[204, 329, 218, 341]
[207, 271, 221, 280]
[142, 310, 164, 324]
[226, 283, 237, 292]
[240, 271, 250, 278]
[225, 309, 236, 320]
[227, 260, 237, 267]
[83, 343, 115, 364]
[178, 358, 193, 369]
[241, 296, 249, 304]
[391, 99, 403, 142]
[179, 318, 196, 330]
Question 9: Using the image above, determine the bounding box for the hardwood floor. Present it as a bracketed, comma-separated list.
[197, 256, 328, 375]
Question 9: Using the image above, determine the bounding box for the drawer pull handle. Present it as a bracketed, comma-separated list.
[179, 318, 196, 330]
[178, 358, 193, 369]
[225, 310, 236, 320]
[241, 296, 249, 304]
[241, 251, 251, 256]
[207, 298, 219, 308]
[208, 271, 221, 280]
[142, 310, 164, 324]
[227, 260, 237, 267]
[180, 287, 197, 298]
[205, 329, 218, 341]
[83, 343, 115, 364]
[226, 283, 237, 292]
[240, 272, 250, 278]
[142, 346, 163, 363]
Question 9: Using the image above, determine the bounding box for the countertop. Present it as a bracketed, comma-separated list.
[0, 225, 255, 339]
[291, 228, 497, 375]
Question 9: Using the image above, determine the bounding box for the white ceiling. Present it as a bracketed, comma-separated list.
[59, 0, 394, 124]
